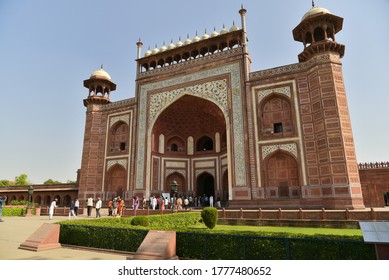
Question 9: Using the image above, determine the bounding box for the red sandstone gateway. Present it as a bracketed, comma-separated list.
[1, 5, 388, 210]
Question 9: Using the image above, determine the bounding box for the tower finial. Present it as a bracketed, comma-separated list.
[100, 64, 103, 69]
[312, 0, 315, 8]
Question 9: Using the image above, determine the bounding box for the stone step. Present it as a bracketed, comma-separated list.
[131, 230, 177, 260]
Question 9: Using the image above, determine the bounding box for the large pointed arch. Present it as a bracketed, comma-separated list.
[147, 94, 228, 197]
[106, 164, 127, 198]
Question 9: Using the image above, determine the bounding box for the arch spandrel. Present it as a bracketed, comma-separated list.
[148, 78, 228, 127]
[262, 143, 298, 161]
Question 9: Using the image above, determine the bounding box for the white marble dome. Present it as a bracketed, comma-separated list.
[302, 6, 331, 21]
[90, 67, 111, 81]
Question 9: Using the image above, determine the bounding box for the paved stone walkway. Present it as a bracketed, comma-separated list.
[0, 214, 128, 260]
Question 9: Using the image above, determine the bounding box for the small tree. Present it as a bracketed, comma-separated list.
[201, 207, 218, 229]
[0, 180, 11, 186]
[44, 179, 62, 185]
[15, 174, 29, 185]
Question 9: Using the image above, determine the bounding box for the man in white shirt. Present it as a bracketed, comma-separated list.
[87, 197, 93, 216]
[74, 198, 79, 216]
[95, 197, 102, 218]
[49, 198, 58, 220]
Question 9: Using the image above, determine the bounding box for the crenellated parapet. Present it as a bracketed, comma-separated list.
[137, 25, 244, 73]
[358, 162, 389, 170]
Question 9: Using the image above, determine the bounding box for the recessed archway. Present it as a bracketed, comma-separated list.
[197, 172, 215, 198]
[152, 94, 226, 154]
[106, 164, 127, 198]
[264, 151, 300, 197]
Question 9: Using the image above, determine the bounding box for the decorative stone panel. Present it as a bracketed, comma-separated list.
[110, 114, 130, 128]
[195, 169, 215, 178]
[166, 169, 186, 178]
[257, 86, 291, 104]
[149, 79, 227, 126]
[106, 159, 127, 171]
[262, 143, 298, 160]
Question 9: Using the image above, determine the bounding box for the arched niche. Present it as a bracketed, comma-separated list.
[196, 135, 214, 152]
[151, 94, 226, 156]
[166, 135, 185, 153]
[108, 121, 129, 154]
[165, 172, 186, 196]
[106, 164, 127, 197]
[259, 94, 295, 138]
[63, 195, 71, 207]
[263, 151, 300, 197]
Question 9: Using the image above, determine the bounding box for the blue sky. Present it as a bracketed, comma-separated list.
[1, 0, 388, 184]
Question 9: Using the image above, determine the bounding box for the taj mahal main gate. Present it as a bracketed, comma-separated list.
[148, 94, 229, 200]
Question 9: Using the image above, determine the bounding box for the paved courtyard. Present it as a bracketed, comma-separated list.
[0, 214, 128, 260]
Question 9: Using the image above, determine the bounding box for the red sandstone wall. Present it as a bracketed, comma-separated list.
[359, 168, 389, 207]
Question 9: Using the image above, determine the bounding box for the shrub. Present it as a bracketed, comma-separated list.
[10, 200, 29, 206]
[2, 207, 26, 216]
[201, 207, 218, 229]
[131, 216, 149, 227]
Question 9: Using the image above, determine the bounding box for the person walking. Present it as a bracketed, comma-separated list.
[74, 198, 79, 216]
[95, 197, 102, 218]
[209, 195, 214, 207]
[164, 196, 169, 210]
[119, 197, 125, 216]
[108, 199, 113, 216]
[112, 198, 118, 217]
[87, 197, 93, 217]
[68, 200, 77, 220]
[49, 198, 58, 220]
[184, 197, 189, 210]
[151, 196, 157, 210]
[0, 195, 7, 222]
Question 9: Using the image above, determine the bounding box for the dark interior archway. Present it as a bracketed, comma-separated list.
[197, 172, 215, 198]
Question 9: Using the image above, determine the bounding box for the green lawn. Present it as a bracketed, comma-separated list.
[188, 223, 363, 236]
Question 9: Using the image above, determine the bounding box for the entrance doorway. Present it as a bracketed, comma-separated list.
[197, 172, 215, 198]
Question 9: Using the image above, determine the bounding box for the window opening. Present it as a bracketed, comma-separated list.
[274, 123, 283, 133]
[120, 142, 126, 151]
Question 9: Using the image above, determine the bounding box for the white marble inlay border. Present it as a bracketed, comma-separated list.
[166, 169, 186, 178]
[110, 114, 130, 128]
[257, 86, 291, 104]
[136, 62, 246, 190]
[106, 159, 127, 171]
[195, 169, 215, 178]
[262, 143, 298, 160]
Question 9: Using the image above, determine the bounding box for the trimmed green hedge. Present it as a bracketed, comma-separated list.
[176, 232, 375, 260]
[59, 224, 147, 252]
[58, 212, 376, 260]
[2, 207, 26, 216]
